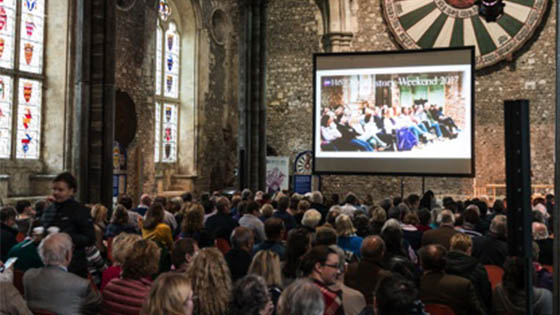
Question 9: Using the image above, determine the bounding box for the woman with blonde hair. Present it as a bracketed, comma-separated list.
[249, 250, 283, 309]
[142, 273, 194, 315]
[259, 204, 274, 222]
[91, 204, 108, 255]
[100, 233, 142, 290]
[180, 203, 205, 238]
[186, 247, 232, 315]
[335, 214, 363, 258]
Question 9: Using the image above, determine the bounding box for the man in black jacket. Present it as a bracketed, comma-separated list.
[0, 206, 19, 262]
[445, 233, 492, 313]
[40, 172, 95, 278]
[472, 214, 508, 267]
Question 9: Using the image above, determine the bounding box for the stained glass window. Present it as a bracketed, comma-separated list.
[154, 6, 180, 163]
[0, 0, 45, 160]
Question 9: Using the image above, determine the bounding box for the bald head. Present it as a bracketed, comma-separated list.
[38, 232, 73, 266]
[419, 244, 447, 271]
[140, 194, 152, 207]
[360, 235, 385, 262]
[532, 222, 549, 240]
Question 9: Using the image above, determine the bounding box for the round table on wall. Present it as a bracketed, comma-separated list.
[381, 0, 549, 69]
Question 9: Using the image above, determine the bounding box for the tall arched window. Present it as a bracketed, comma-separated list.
[154, 0, 180, 163]
[0, 0, 45, 159]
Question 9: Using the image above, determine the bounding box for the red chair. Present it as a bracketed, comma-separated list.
[12, 269, 25, 295]
[542, 265, 553, 274]
[424, 303, 456, 315]
[16, 232, 25, 243]
[484, 264, 504, 289]
[215, 238, 231, 255]
[106, 237, 114, 262]
[32, 310, 56, 315]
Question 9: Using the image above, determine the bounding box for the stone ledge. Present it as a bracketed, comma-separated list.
[0, 174, 9, 180]
[172, 174, 197, 180]
[29, 174, 57, 180]
[2, 195, 49, 206]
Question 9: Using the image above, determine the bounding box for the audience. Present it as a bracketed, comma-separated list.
[371, 273, 428, 315]
[0, 279, 33, 315]
[187, 247, 232, 315]
[90, 204, 108, 256]
[315, 225, 338, 246]
[273, 196, 297, 232]
[141, 203, 174, 252]
[229, 274, 274, 315]
[420, 209, 458, 249]
[15, 200, 35, 235]
[171, 237, 199, 272]
[301, 209, 322, 234]
[225, 226, 254, 282]
[335, 214, 363, 259]
[532, 242, 553, 291]
[239, 201, 266, 243]
[277, 278, 324, 315]
[532, 221, 553, 265]
[1, 206, 20, 262]
[282, 228, 311, 286]
[133, 194, 151, 216]
[253, 217, 286, 259]
[418, 244, 486, 315]
[205, 196, 239, 241]
[142, 272, 194, 315]
[329, 245, 366, 315]
[24, 232, 102, 315]
[6, 225, 45, 271]
[104, 204, 136, 239]
[472, 214, 508, 266]
[310, 191, 328, 225]
[118, 194, 142, 232]
[101, 239, 160, 315]
[101, 233, 142, 290]
[249, 250, 284, 311]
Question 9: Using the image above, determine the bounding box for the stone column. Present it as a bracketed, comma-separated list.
[315, 0, 355, 52]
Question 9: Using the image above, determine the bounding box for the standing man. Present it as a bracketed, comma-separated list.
[41, 172, 95, 278]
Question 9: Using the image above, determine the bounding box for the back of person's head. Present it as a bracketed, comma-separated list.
[216, 196, 231, 214]
[118, 194, 133, 210]
[326, 207, 341, 225]
[406, 194, 420, 209]
[264, 217, 284, 240]
[302, 209, 321, 229]
[387, 207, 401, 221]
[474, 199, 488, 217]
[168, 197, 183, 214]
[278, 196, 289, 212]
[449, 233, 472, 253]
[361, 235, 385, 262]
[370, 206, 387, 222]
[376, 273, 420, 315]
[463, 205, 480, 225]
[492, 199, 505, 213]
[335, 213, 356, 237]
[532, 222, 549, 240]
[502, 256, 534, 295]
[186, 247, 232, 315]
[289, 194, 301, 210]
[392, 196, 403, 207]
[249, 250, 282, 288]
[230, 226, 254, 251]
[260, 203, 274, 218]
[344, 192, 358, 205]
[353, 214, 370, 237]
[171, 238, 198, 269]
[140, 194, 152, 207]
[110, 204, 129, 225]
[15, 200, 32, 215]
[418, 244, 447, 271]
[53, 172, 77, 191]
[181, 192, 193, 203]
[143, 203, 165, 230]
[122, 239, 161, 280]
[142, 273, 193, 315]
[297, 200, 311, 212]
[245, 201, 259, 216]
[283, 228, 312, 277]
[229, 275, 271, 315]
[310, 191, 323, 205]
[402, 212, 419, 225]
[0, 206, 17, 223]
[380, 199, 392, 212]
[277, 278, 324, 315]
[90, 203, 108, 224]
[111, 233, 142, 265]
[181, 203, 204, 234]
[436, 209, 455, 226]
[315, 226, 337, 246]
[154, 196, 168, 208]
[417, 208, 431, 225]
[490, 214, 507, 238]
[241, 188, 253, 201]
[38, 232, 73, 266]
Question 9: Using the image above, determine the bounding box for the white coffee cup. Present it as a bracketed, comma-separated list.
[47, 226, 60, 234]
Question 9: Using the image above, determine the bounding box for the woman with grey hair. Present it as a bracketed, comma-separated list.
[277, 278, 324, 315]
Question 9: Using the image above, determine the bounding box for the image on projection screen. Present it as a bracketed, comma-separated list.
[313, 48, 474, 176]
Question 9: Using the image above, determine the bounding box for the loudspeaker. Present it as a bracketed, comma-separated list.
[504, 100, 532, 257]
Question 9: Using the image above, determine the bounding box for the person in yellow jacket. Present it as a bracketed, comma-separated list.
[141, 203, 174, 252]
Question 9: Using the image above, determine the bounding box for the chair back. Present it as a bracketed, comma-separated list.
[215, 238, 231, 255]
[424, 303, 456, 315]
[484, 264, 504, 289]
[12, 269, 25, 295]
[32, 310, 56, 315]
[106, 237, 114, 262]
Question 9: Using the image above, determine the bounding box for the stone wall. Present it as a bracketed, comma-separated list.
[265, 0, 556, 201]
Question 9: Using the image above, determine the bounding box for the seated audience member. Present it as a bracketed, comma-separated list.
[532, 242, 553, 291]
[260, 203, 274, 223]
[401, 212, 422, 250]
[368, 206, 387, 235]
[472, 214, 508, 266]
[205, 196, 239, 241]
[118, 194, 142, 231]
[380, 219, 416, 268]
[24, 233, 102, 315]
[249, 250, 284, 311]
[225, 226, 254, 282]
[179, 203, 206, 240]
[282, 228, 312, 286]
[299, 245, 344, 315]
[344, 236, 390, 306]
[153, 196, 179, 231]
[329, 245, 367, 315]
[302, 209, 322, 234]
[240, 201, 266, 243]
[273, 196, 297, 232]
[420, 209, 458, 249]
[142, 272, 194, 315]
[445, 233, 492, 313]
[171, 238, 199, 273]
[418, 244, 486, 315]
[186, 247, 232, 315]
[104, 204, 137, 239]
[253, 217, 286, 260]
[33, 199, 48, 221]
[91, 204, 108, 256]
[7, 225, 45, 271]
[133, 194, 152, 216]
[229, 274, 274, 315]
[315, 226, 338, 246]
[416, 208, 432, 232]
[101, 233, 142, 290]
[291, 199, 309, 225]
[277, 278, 324, 315]
[0, 280, 33, 315]
[353, 214, 370, 238]
[141, 203, 174, 252]
[335, 214, 363, 259]
[493, 257, 552, 314]
[456, 205, 482, 237]
[532, 222, 553, 265]
[15, 200, 35, 235]
[310, 191, 328, 225]
[1, 207, 20, 262]
[102, 239, 160, 315]
[367, 273, 428, 315]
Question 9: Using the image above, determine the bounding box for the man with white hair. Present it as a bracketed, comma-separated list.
[532, 222, 553, 265]
[23, 233, 101, 315]
[472, 214, 508, 266]
[421, 209, 458, 249]
[310, 191, 329, 225]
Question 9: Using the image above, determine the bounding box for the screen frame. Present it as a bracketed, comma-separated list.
[312, 46, 476, 177]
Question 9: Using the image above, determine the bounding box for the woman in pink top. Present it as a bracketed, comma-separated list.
[100, 233, 141, 290]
